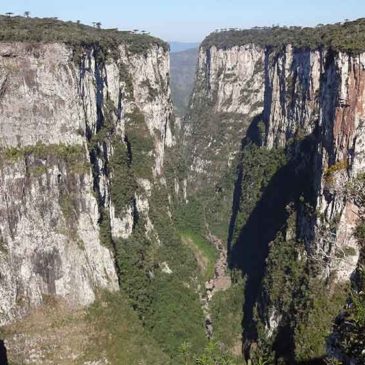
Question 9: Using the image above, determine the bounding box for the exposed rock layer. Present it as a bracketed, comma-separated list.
[184, 39, 365, 362]
[188, 43, 365, 282]
[0, 41, 173, 325]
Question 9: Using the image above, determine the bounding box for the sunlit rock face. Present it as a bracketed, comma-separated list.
[182, 36, 365, 362]
[188, 41, 365, 282]
[261, 47, 365, 281]
[0, 40, 173, 325]
[186, 45, 265, 186]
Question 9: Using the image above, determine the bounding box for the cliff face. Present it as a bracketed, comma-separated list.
[179, 45, 266, 240]
[184, 32, 365, 362]
[186, 45, 264, 189]
[188, 43, 365, 280]
[0, 40, 173, 325]
[3, 17, 365, 365]
[262, 46, 365, 281]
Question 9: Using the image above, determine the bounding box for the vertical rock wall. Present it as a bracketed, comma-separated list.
[0, 41, 173, 325]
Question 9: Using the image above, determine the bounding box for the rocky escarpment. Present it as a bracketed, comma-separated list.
[183, 19, 365, 364]
[0, 17, 212, 365]
[185, 44, 264, 190]
[187, 42, 365, 280]
[178, 43, 265, 242]
[256, 45, 365, 280]
[0, 33, 173, 326]
[4, 16, 365, 365]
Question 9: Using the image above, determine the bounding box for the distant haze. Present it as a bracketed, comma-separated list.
[169, 42, 200, 53]
[170, 47, 199, 116]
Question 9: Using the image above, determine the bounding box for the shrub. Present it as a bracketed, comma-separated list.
[331, 266, 365, 363]
[210, 278, 245, 351]
[324, 159, 348, 185]
[124, 108, 154, 179]
[202, 18, 365, 54]
[0, 15, 168, 56]
[354, 221, 365, 245]
[109, 138, 137, 216]
[86, 291, 171, 365]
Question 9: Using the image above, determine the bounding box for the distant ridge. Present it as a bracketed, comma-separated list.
[169, 41, 200, 53]
[170, 47, 199, 116]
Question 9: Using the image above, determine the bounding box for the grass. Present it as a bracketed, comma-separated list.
[1, 143, 88, 174]
[180, 230, 218, 280]
[2, 297, 93, 365]
[85, 291, 171, 365]
[1, 292, 171, 365]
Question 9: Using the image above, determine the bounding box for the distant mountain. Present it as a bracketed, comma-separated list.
[170, 47, 199, 116]
[169, 41, 200, 53]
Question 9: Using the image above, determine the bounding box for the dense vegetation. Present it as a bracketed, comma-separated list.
[0, 15, 168, 54]
[180, 341, 240, 365]
[113, 197, 208, 361]
[202, 18, 365, 53]
[332, 264, 365, 364]
[210, 276, 245, 352]
[86, 292, 171, 365]
[82, 52, 208, 363]
[329, 174, 365, 364]
[230, 144, 287, 245]
[255, 230, 349, 364]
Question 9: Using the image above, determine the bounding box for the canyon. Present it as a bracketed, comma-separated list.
[1, 15, 365, 365]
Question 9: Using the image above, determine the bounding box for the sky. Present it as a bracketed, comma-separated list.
[1, 0, 365, 42]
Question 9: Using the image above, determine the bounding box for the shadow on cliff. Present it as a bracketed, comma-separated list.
[227, 113, 264, 252]
[227, 122, 321, 363]
[0, 340, 8, 365]
[224, 45, 342, 365]
[295, 358, 327, 365]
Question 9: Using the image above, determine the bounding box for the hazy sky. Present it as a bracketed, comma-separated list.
[1, 0, 365, 42]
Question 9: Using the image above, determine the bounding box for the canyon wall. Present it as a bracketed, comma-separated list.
[184, 30, 365, 362]
[0, 39, 174, 325]
[2, 17, 365, 365]
[188, 43, 365, 275]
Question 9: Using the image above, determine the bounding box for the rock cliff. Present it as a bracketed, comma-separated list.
[0, 35, 173, 325]
[0, 17, 210, 365]
[187, 42, 364, 274]
[183, 20, 365, 363]
[2, 15, 365, 365]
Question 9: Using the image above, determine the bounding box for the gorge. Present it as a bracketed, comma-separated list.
[1, 15, 365, 365]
